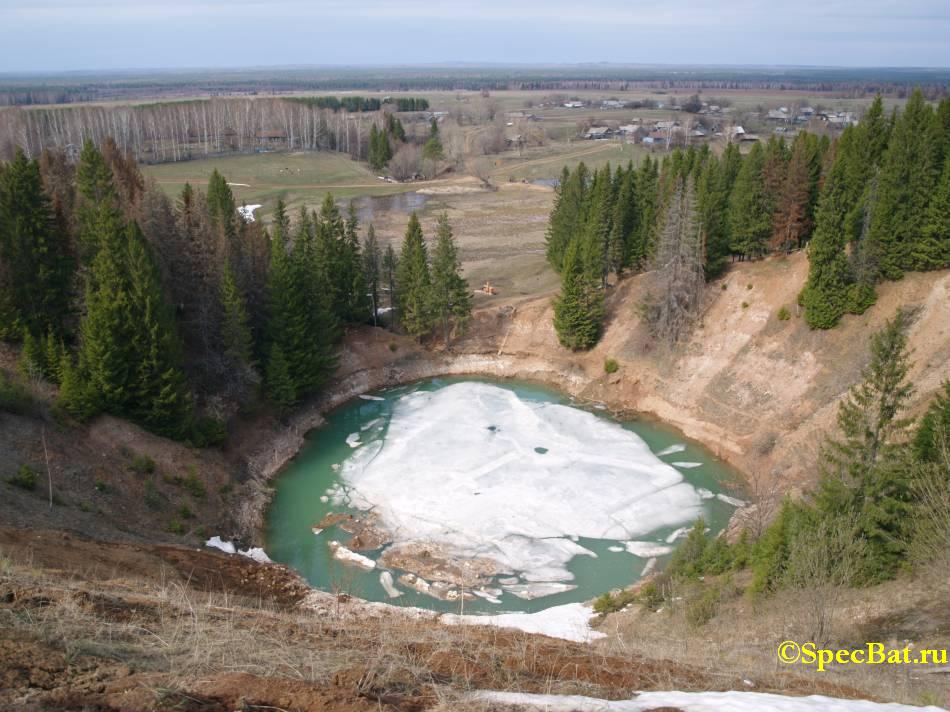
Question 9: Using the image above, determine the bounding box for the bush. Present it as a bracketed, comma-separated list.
[8, 464, 39, 490]
[741, 301, 749, 309]
[388, 341, 398, 352]
[777, 306, 791, 321]
[130, 454, 156, 475]
[637, 580, 666, 611]
[604, 358, 619, 374]
[144, 480, 162, 509]
[0, 371, 32, 414]
[685, 584, 720, 627]
[592, 588, 638, 615]
[167, 518, 185, 535]
[746, 283, 753, 290]
[94, 478, 108, 493]
[182, 466, 206, 499]
[178, 504, 194, 520]
[190, 416, 227, 448]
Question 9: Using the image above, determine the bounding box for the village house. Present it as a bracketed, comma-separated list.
[601, 99, 625, 109]
[583, 126, 615, 140]
[563, 101, 585, 109]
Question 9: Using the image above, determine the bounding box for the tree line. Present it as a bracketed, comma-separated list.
[0, 138, 470, 440]
[0, 96, 430, 165]
[547, 90, 949, 349]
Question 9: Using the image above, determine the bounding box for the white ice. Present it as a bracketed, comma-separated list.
[672, 461, 703, 469]
[665, 526, 691, 544]
[503, 582, 577, 600]
[240, 547, 273, 564]
[624, 541, 673, 557]
[205, 536, 272, 563]
[237, 204, 261, 222]
[717, 493, 747, 507]
[473, 690, 946, 712]
[329, 541, 376, 570]
[697, 488, 715, 499]
[607, 546, 625, 552]
[656, 443, 686, 456]
[346, 432, 361, 448]
[359, 394, 385, 401]
[340, 383, 704, 587]
[379, 571, 402, 598]
[445, 602, 605, 643]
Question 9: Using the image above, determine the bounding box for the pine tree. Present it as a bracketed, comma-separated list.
[0, 149, 74, 338]
[817, 309, 916, 583]
[553, 238, 604, 350]
[430, 213, 472, 344]
[362, 224, 382, 326]
[728, 142, 772, 259]
[867, 89, 939, 279]
[395, 213, 434, 339]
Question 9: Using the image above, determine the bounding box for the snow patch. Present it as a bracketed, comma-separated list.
[205, 537, 272, 563]
[472, 690, 945, 711]
[340, 382, 703, 585]
[240, 547, 272, 564]
[237, 204, 261, 222]
[205, 536, 236, 554]
[445, 602, 604, 643]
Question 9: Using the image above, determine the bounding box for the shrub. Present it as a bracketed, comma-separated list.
[130, 454, 156, 475]
[190, 416, 227, 448]
[144, 480, 163, 509]
[777, 306, 791, 321]
[178, 504, 194, 520]
[182, 466, 206, 499]
[637, 580, 666, 611]
[167, 518, 185, 535]
[0, 371, 32, 414]
[721, 283, 728, 291]
[388, 341, 398, 352]
[604, 358, 619, 374]
[741, 301, 749, 309]
[685, 584, 720, 627]
[8, 464, 39, 490]
[94, 478, 108, 493]
[592, 588, 638, 615]
[746, 283, 753, 290]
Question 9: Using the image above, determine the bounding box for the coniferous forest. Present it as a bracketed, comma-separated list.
[546, 90, 950, 349]
[0, 139, 471, 441]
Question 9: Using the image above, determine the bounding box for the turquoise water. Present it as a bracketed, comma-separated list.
[265, 377, 744, 614]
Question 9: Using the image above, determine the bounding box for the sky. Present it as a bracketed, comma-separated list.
[0, 0, 948, 73]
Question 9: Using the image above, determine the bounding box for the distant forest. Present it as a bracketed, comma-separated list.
[0, 97, 429, 164]
[1, 65, 949, 106]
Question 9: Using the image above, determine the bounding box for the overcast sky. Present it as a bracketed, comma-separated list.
[1, 0, 948, 72]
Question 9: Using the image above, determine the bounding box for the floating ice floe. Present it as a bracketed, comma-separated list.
[503, 582, 577, 600]
[329, 541, 376, 570]
[697, 488, 715, 499]
[607, 545, 625, 553]
[204, 537, 272, 563]
[641, 557, 657, 576]
[359, 394, 385, 401]
[717, 493, 747, 507]
[472, 690, 946, 712]
[445, 602, 604, 643]
[672, 461, 703, 469]
[345, 432, 361, 448]
[623, 541, 673, 558]
[361, 418, 382, 431]
[379, 571, 402, 598]
[237, 204, 262, 222]
[655, 443, 686, 456]
[339, 382, 704, 589]
[665, 526, 691, 544]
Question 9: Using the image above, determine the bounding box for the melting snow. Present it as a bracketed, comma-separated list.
[340, 383, 704, 587]
[445, 602, 604, 643]
[329, 541, 376, 570]
[473, 690, 945, 711]
[205, 537, 272, 563]
[205, 536, 236, 554]
[237, 204, 261, 222]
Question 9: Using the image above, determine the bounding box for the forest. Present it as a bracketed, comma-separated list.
[0, 138, 470, 441]
[0, 95, 431, 164]
[547, 90, 950, 349]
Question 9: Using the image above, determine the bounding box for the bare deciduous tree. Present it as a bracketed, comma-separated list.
[388, 144, 422, 182]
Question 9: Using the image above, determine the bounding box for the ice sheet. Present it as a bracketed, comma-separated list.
[340, 383, 704, 585]
[473, 690, 945, 711]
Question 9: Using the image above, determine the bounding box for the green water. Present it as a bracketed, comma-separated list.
[265, 377, 744, 614]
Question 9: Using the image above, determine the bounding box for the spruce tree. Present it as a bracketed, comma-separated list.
[728, 142, 771, 259]
[912, 380, 950, 464]
[395, 212, 434, 339]
[553, 238, 604, 350]
[206, 169, 236, 237]
[0, 148, 73, 338]
[696, 156, 730, 278]
[75, 140, 124, 263]
[816, 309, 916, 583]
[867, 89, 939, 279]
[545, 164, 588, 272]
[773, 132, 820, 253]
[430, 213, 472, 344]
[368, 125, 381, 169]
[220, 261, 257, 397]
[265, 343, 296, 414]
[913, 159, 950, 271]
[340, 202, 369, 322]
[362, 224, 382, 326]
[383, 243, 398, 328]
[608, 164, 638, 277]
[631, 157, 659, 268]
[582, 165, 614, 288]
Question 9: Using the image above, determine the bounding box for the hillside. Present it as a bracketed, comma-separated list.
[1, 254, 948, 710]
